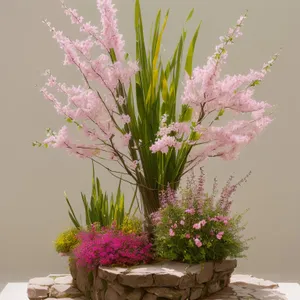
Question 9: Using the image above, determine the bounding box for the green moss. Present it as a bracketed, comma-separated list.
[54, 228, 79, 254]
[121, 216, 143, 234]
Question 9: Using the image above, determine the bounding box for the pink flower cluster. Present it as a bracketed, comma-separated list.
[151, 12, 277, 165]
[74, 229, 152, 269]
[40, 0, 139, 161]
[167, 215, 227, 249]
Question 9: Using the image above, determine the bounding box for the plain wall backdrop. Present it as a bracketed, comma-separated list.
[0, 0, 299, 286]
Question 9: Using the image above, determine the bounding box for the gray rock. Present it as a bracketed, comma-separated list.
[75, 266, 92, 295]
[119, 273, 154, 288]
[69, 259, 78, 281]
[50, 284, 82, 298]
[98, 266, 127, 282]
[126, 288, 144, 300]
[93, 276, 105, 291]
[142, 293, 158, 300]
[54, 275, 73, 285]
[190, 287, 203, 300]
[230, 274, 279, 289]
[187, 262, 214, 284]
[29, 277, 54, 286]
[109, 282, 129, 295]
[105, 286, 121, 300]
[27, 284, 49, 299]
[146, 287, 189, 300]
[207, 281, 221, 295]
[214, 260, 237, 272]
[178, 274, 196, 289]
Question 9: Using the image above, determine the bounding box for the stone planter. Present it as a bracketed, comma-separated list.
[69, 258, 237, 300]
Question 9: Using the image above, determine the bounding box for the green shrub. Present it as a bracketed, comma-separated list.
[152, 172, 251, 263]
[54, 228, 79, 254]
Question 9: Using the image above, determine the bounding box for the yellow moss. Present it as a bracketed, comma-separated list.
[121, 216, 143, 234]
[54, 228, 79, 254]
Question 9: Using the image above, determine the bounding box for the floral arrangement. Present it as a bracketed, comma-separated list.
[34, 0, 277, 219]
[35, 0, 277, 269]
[152, 171, 251, 264]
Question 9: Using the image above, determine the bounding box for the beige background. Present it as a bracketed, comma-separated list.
[0, 0, 299, 287]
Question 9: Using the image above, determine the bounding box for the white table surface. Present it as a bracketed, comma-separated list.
[1, 282, 300, 300]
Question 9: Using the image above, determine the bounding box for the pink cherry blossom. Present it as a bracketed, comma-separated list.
[121, 114, 131, 125]
[122, 133, 132, 146]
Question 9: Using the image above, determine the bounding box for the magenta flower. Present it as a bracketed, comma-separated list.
[74, 229, 152, 269]
[216, 231, 224, 240]
[185, 233, 191, 239]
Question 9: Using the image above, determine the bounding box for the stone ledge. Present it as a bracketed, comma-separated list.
[71, 260, 236, 299]
[27, 272, 288, 300]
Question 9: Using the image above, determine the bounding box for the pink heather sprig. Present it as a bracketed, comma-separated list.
[159, 184, 177, 208]
[218, 171, 252, 212]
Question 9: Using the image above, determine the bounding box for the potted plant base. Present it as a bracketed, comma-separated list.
[69, 258, 237, 300]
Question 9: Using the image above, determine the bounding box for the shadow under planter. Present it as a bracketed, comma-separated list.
[70, 259, 237, 300]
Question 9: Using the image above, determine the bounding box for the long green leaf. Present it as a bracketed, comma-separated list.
[185, 23, 201, 77]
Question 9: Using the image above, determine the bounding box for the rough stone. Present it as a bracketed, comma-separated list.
[54, 275, 73, 285]
[214, 260, 237, 272]
[146, 287, 189, 300]
[109, 281, 129, 295]
[119, 273, 154, 288]
[69, 259, 78, 282]
[27, 284, 49, 299]
[98, 266, 127, 282]
[187, 262, 214, 284]
[208, 281, 222, 295]
[178, 274, 196, 289]
[75, 266, 92, 295]
[126, 288, 144, 300]
[231, 274, 279, 289]
[105, 286, 121, 300]
[28, 271, 291, 300]
[190, 287, 203, 300]
[29, 277, 55, 286]
[142, 293, 157, 300]
[93, 276, 105, 291]
[50, 284, 82, 298]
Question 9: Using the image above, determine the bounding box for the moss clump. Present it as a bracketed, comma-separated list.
[54, 228, 79, 254]
[121, 216, 143, 234]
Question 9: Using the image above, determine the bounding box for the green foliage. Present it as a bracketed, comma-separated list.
[54, 228, 79, 254]
[153, 202, 250, 264]
[127, 0, 202, 215]
[65, 162, 135, 229]
[121, 215, 143, 235]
